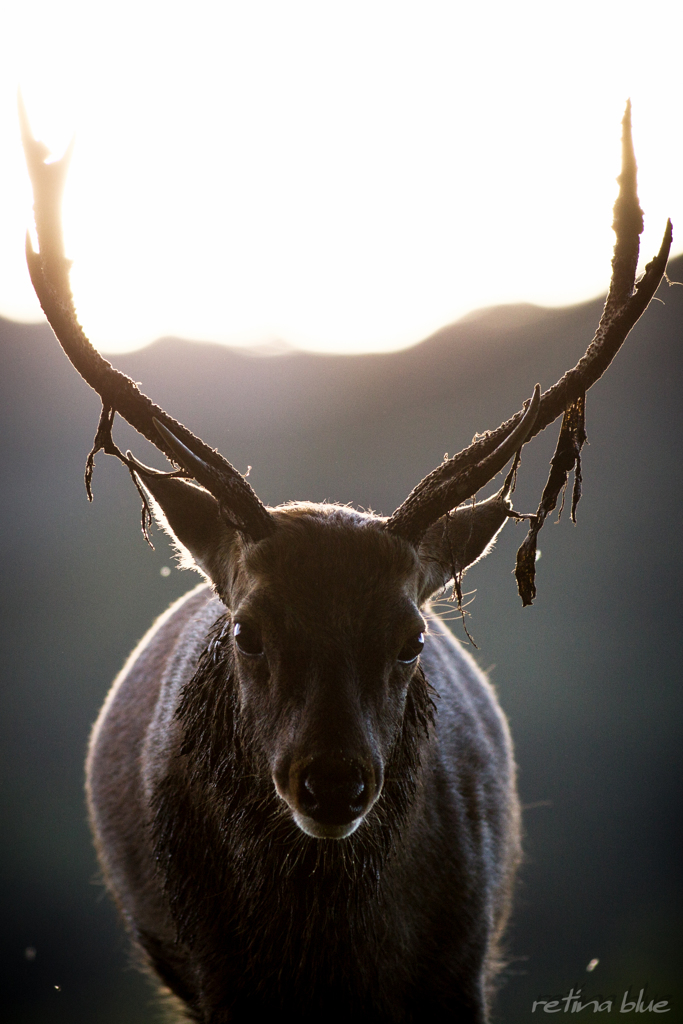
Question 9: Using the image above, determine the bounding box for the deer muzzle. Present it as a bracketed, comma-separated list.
[276, 754, 381, 839]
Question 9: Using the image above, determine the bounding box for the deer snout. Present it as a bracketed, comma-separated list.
[299, 759, 368, 820]
[277, 756, 381, 839]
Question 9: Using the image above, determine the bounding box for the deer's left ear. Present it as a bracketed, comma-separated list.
[417, 488, 512, 602]
[131, 468, 240, 592]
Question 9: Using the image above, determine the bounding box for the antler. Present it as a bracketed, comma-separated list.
[19, 98, 275, 543]
[386, 101, 672, 603]
[21, 98, 671, 596]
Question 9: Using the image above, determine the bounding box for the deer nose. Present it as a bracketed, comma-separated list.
[296, 759, 372, 826]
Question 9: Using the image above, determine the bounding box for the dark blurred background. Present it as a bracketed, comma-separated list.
[1, 260, 681, 1022]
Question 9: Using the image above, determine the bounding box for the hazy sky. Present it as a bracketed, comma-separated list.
[1, 0, 680, 354]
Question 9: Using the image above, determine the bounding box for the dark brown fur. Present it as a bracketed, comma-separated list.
[87, 504, 520, 1022]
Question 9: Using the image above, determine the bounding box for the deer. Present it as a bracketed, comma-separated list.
[20, 100, 671, 1023]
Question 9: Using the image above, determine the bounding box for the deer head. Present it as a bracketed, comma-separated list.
[20, 101, 672, 841]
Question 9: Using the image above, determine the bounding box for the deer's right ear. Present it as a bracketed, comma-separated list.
[131, 468, 239, 591]
[417, 488, 512, 602]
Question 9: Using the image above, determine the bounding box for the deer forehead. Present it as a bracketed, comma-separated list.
[231, 505, 423, 625]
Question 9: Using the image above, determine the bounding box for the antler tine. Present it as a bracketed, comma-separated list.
[19, 98, 275, 542]
[386, 101, 672, 547]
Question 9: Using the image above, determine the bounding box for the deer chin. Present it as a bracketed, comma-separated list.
[291, 810, 362, 840]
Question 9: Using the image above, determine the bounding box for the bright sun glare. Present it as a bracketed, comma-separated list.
[0, 1, 680, 354]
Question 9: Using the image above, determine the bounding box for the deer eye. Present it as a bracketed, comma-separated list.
[233, 621, 264, 657]
[397, 632, 424, 664]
